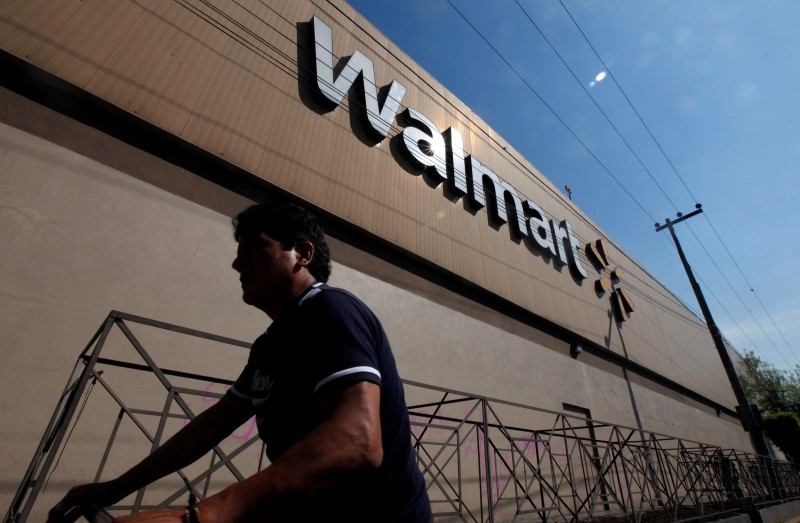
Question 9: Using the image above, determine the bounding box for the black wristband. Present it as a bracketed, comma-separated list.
[181, 477, 201, 523]
[182, 505, 201, 523]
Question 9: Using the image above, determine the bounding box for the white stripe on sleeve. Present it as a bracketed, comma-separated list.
[314, 366, 381, 393]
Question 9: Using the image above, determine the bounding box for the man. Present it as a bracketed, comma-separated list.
[48, 201, 431, 522]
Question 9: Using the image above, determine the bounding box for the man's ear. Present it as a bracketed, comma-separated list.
[294, 240, 315, 268]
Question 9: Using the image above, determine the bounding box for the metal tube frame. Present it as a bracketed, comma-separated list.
[5, 311, 800, 523]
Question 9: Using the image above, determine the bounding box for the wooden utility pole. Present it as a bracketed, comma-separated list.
[655, 204, 770, 457]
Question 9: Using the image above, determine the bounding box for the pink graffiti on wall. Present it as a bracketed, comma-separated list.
[409, 410, 567, 462]
[409, 409, 568, 502]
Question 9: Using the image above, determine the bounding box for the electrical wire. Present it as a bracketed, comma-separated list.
[555, 0, 699, 205]
[427, 1, 761, 347]
[169, 0, 724, 335]
[166, 0, 779, 369]
[123, 0, 773, 401]
[702, 213, 799, 362]
[506, 2, 784, 364]
[694, 268, 776, 365]
[443, 0, 658, 224]
[553, 0, 798, 368]
[513, 0, 681, 213]
[182, 0, 662, 263]
[426, 1, 737, 337]
[440, 0, 796, 372]
[684, 223, 797, 367]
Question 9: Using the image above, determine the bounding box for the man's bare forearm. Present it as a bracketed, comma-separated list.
[110, 397, 253, 496]
[46, 397, 254, 523]
[197, 382, 383, 522]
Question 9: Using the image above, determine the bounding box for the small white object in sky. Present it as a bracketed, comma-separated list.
[589, 71, 607, 88]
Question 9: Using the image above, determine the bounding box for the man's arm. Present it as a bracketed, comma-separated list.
[197, 381, 383, 522]
[47, 396, 254, 522]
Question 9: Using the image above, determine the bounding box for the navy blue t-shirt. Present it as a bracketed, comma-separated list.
[227, 283, 430, 522]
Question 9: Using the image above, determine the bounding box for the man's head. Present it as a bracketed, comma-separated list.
[232, 202, 331, 316]
[233, 201, 331, 283]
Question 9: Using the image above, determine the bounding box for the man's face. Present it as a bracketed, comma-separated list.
[232, 231, 299, 310]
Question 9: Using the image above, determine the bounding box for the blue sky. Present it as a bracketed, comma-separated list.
[346, 0, 800, 371]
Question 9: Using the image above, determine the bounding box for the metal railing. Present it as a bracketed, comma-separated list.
[407, 383, 800, 522]
[5, 311, 799, 522]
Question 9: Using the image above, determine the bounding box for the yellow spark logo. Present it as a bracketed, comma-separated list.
[586, 239, 635, 322]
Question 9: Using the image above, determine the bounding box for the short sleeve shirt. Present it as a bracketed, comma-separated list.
[226, 283, 430, 522]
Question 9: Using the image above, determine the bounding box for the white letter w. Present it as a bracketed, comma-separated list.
[311, 16, 407, 138]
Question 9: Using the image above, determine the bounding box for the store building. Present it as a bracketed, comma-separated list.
[1, 0, 776, 520]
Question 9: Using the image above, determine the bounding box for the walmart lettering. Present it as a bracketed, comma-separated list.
[309, 16, 588, 281]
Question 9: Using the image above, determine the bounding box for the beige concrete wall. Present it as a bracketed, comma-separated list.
[341, 264, 749, 450]
[0, 120, 255, 513]
[0, 114, 750, 519]
[0, 0, 763, 517]
[0, 0, 738, 408]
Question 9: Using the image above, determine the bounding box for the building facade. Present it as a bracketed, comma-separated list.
[0, 0, 761, 520]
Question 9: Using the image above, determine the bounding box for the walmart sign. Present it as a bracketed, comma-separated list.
[310, 15, 589, 281]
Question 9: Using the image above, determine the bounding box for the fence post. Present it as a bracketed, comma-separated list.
[481, 398, 494, 523]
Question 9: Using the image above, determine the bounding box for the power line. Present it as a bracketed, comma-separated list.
[172, 0, 781, 369]
[182, 6, 650, 278]
[654, 220, 788, 367]
[553, 0, 798, 368]
[443, 0, 658, 224]
[193, 0, 690, 297]
[684, 223, 798, 367]
[513, 0, 682, 213]
[555, 0, 699, 204]
[437, 0, 784, 365]
[190, 0, 624, 243]
[432, 0, 752, 332]
[701, 213, 799, 362]
[694, 266, 777, 366]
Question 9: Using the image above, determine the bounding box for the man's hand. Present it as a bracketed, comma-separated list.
[47, 482, 123, 523]
[47, 397, 253, 522]
[49, 485, 183, 522]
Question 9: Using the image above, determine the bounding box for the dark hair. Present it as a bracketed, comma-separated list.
[233, 201, 332, 283]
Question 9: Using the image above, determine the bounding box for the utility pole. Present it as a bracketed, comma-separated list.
[655, 204, 771, 458]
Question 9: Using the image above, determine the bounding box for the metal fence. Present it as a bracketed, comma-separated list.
[5, 311, 799, 522]
[407, 383, 800, 522]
